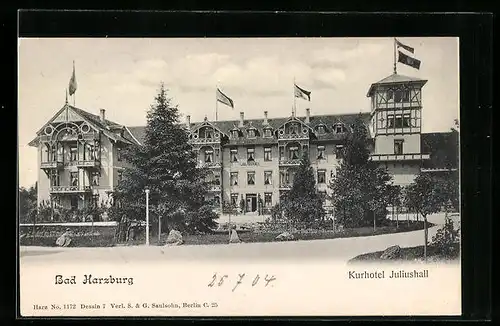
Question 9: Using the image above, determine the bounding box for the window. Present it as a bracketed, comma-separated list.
[57, 146, 64, 162]
[50, 171, 60, 187]
[317, 170, 326, 184]
[403, 114, 411, 127]
[214, 195, 221, 206]
[70, 145, 78, 161]
[230, 172, 238, 186]
[335, 145, 344, 158]
[334, 124, 345, 134]
[117, 170, 123, 185]
[279, 147, 284, 160]
[264, 171, 273, 185]
[247, 172, 255, 185]
[317, 125, 325, 134]
[117, 147, 123, 162]
[231, 193, 239, 206]
[205, 129, 213, 139]
[91, 171, 100, 186]
[394, 89, 410, 103]
[230, 148, 238, 162]
[387, 114, 395, 128]
[70, 196, 78, 210]
[248, 129, 256, 138]
[70, 172, 79, 187]
[387, 89, 394, 100]
[264, 147, 272, 161]
[290, 124, 299, 135]
[289, 146, 299, 160]
[247, 148, 255, 162]
[214, 172, 221, 185]
[231, 130, 239, 138]
[319, 191, 327, 203]
[317, 145, 326, 160]
[204, 149, 213, 163]
[85, 144, 95, 160]
[264, 193, 272, 207]
[330, 169, 336, 179]
[264, 128, 272, 137]
[394, 140, 404, 155]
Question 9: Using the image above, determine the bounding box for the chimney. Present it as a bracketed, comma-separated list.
[239, 112, 244, 128]
[99, 109, 106, 122]
[263, 111, 269, 125]
[186, 115, 191, 128]
[305, 108, 310, 124]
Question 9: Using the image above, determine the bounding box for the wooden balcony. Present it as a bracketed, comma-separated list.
[40, 160, 64, 170]
[66, 159, 101, 168]
[50, 185, 92, 194]
[278, 133, 309, 141]
[189, 137, 220, 145]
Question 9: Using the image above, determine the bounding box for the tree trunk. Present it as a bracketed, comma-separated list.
[396, 205, 399, 229]
[423, 215, 428, 262]
[158, 215, 162, 245]
[373, 210, 376, 233]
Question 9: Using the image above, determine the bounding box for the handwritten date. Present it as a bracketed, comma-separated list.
[208, 273, 276, 292]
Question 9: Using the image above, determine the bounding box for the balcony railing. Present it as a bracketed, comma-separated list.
[189, 138, 220, 145]
[370, 153, 431, 162]
[279, 158, 301, 166]
[67, 159, 101, 168]
[278, 133, 309, 140]
[198, 161, 222, 169]
[50, 185, 92, 193]
[40, 160, 64, 169]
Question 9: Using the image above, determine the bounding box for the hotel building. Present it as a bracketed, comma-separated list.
[28, 73, 458, 214]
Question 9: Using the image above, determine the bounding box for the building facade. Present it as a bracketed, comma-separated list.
[28, 73, 458, 214]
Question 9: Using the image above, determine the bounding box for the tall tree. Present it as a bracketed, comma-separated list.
[329, 115, 393, 228]
[405, 173, 447, 261]
[282, 153, 325, 228]
[113, 83, 217, 234]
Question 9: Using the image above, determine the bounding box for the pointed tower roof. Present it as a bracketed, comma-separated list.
[367, 73, 428, 97]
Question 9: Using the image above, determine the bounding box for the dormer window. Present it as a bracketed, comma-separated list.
[231, 130, 239, 138]
[264, 128, 273, 138]
[247, 129, 256, 138]
[317, 125, 326, 134]
[334, 124, 345, 134]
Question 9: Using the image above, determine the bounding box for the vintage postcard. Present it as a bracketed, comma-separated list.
[18, 37, 461, 317]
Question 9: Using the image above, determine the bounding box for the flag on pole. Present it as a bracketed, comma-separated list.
[395, 39, 415, 54]
[68, 61, 77, 96]
[398, 51, 421, 70]
[294, 84, 311, 101]
[216, 88, 234, 108]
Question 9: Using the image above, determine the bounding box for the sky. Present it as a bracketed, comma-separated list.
[18, 37, 459, 188]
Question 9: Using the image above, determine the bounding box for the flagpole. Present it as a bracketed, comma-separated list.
[215, 86, 218, 121]
[293, 77, 296, 117]
[393, 38, 397, 74]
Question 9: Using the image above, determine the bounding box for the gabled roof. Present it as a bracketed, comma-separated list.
[29, 104, 138, 147]
[190, 119, 229, 137]
[367, 73, 428, 97]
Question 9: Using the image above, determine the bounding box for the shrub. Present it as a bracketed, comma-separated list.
[430, 216, 460, 257]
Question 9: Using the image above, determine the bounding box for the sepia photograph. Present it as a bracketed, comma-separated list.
[18, 36, 461, 316]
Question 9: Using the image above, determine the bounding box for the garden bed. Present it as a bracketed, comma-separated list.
[348, 243, 460, 263]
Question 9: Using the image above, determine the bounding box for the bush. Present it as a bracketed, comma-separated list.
[430, 216, 460, 257]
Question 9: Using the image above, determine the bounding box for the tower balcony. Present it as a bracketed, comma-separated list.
[370, 153, 431, 162]
[50, 185, 92, 194]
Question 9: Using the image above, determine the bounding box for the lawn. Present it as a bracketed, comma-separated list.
[123, 220, 430, 246]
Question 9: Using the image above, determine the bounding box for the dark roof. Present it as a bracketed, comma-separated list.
[126, 112, 371, 145]
[70, 106, 123, 130]
[367, 73, 428, 97]
[421, 131, 459, 170]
